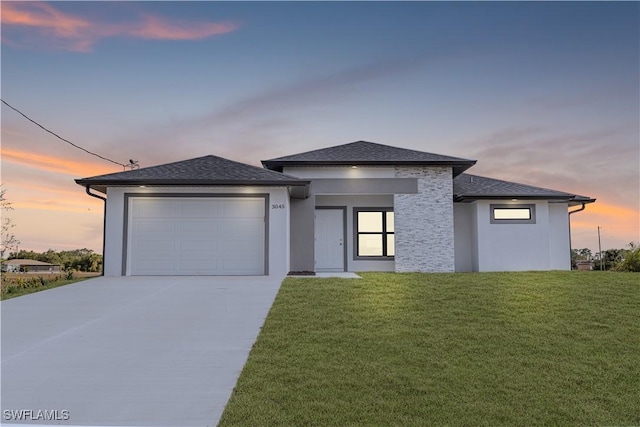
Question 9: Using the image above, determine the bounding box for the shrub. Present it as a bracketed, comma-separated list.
[1, 273, 68, 297]
[614, 244, 640, 272]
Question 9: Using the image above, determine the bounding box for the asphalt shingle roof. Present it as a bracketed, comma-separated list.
[262, 140, 476, 175]
[76, 155, 308, 193]
[454, 174, 594, 203]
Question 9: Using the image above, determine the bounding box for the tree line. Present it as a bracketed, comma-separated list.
[572, 243, 640, 272]
[6, 249, 103, 273]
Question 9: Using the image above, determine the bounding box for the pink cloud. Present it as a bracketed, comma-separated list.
[1, 2, 239, 52]
[1, 147, 118, 177]
[129, 14, 238, 41]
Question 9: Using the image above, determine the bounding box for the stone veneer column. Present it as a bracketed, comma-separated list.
[393, 166, 455, 272]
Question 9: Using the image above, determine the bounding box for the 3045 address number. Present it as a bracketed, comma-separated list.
[271, 204, 286, 209]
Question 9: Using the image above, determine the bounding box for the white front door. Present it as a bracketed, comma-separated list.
[315, 209, 345, 272]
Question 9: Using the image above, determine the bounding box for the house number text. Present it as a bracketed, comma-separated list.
[271, 204, 286, 210]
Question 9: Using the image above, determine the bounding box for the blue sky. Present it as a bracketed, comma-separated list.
[1, 1, 638, 253]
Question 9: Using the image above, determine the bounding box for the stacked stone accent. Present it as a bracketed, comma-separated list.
[393, 166, 455, 272]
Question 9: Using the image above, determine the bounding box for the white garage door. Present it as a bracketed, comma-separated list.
[128, 197, 266, 275]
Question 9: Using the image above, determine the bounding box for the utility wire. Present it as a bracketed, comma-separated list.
[1, 98, 129, 168]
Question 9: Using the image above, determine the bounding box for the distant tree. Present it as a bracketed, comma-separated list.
[0, 186, 20, 259]
[571, 248, 593, 269]
[88, 252, 102, 272]
[578, 248, 593, 259]
[592, 248, 629, 271]
[614, 243, 640, 272]
[41, 249, 62, 265]
[603, 249, 627, 270]
[8, 249, 39, 261]
[7, 248, 102, 272]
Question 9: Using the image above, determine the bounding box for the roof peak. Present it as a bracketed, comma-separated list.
[76, 153, 308, 194]
[262, 140, 476, 176]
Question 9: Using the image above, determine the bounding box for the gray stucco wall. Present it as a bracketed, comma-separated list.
[316, 194, 395, 272]
[312, 178, 417, 194]
[453, 203, 474, 272]
[289, 196, 316, 273]
[548, 203, 571, 270]
[394, 166, 455, 272]
[288, 177, 417, 274]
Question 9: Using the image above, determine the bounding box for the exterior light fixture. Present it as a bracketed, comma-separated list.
[351, 166, 358, 169]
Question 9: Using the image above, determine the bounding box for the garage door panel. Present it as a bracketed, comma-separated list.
[177, 220, 222, 233]
[223, 240, 262, 256]
[134, 219, 176, 233]
[178, 240, 222, 252]
[178, 259, 222, 272]
[135, 239, 175, 252]
[133, 199, 179, 217]
[129, 197, 266, 276]
[135, 259, 179, 273]
[220, 219, 264, 237]
[178, 200, 225, 217]
[223, 200, 264, 217]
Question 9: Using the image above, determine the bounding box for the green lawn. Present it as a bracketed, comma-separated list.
[220, 271, 639, 426]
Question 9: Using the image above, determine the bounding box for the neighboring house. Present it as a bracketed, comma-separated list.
[3, 259, 62, 274]
[75, 141, 594, 276]
[576, 261, 593, 271]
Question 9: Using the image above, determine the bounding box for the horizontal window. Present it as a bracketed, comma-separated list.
[494, 208, 531, 220]
[355, 208, 394, 258]
[490, 204, 536, 224]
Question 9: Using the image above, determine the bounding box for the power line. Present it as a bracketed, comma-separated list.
[1, 98, 131, 169]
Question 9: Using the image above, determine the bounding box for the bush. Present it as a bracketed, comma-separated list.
[1, 274, 64, 297]
[614, 244, 640, 272]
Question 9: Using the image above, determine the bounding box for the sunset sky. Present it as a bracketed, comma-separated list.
[1, 1, 638, 254]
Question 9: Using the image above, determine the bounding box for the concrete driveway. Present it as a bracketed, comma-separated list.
[1, 276, 283, 426]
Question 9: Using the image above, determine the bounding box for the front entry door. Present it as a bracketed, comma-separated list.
[315, 209, 345, 272]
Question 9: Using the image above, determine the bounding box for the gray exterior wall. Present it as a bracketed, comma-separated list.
[316, 195, 395, 272]
[289, 196, 316, 272]
[288, 177, 417, 274]
[394, 166, 455, 272]
[470, 202, 479, 272]
[312, 178, 417, 194]
[473, 200, 568, 272]
[548, 203, 571, 270]
[453, 203, 474, 272]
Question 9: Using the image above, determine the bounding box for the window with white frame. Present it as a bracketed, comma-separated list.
[354, 208, 394, 258]
[490, 204, 536, 224]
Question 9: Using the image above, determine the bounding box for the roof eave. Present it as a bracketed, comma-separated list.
[454, 194, 597, 204]
[568, 198, 596, 206]
[75, 179, 311, 195]
[262, 159, 476, 166]
[262, 159, 477, 175]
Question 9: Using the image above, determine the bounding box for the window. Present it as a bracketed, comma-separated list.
[490, 204, 536, 224]
[355, 208, 394, 258]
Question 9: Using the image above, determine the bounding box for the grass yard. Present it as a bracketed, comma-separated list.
[220, 271, 639, 426]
